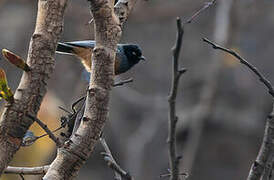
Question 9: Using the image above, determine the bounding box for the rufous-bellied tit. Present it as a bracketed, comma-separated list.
[56, 40, 146, 75]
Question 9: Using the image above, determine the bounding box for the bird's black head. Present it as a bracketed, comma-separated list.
[122, 44, 146, 65]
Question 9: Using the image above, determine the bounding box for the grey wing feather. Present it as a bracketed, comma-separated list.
[64, 40, 96, 49]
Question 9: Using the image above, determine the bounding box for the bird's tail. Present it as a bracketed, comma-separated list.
[56, 43, 76, 55]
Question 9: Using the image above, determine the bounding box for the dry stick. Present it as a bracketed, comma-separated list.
[168, 17, 186, 180]
[0, 0, 68, 175]
[43, 0, 139, 179]
[4, 165, 50, 175]
[27, 114, 61, 147]
[100, 138, 122, 180]
[185, 0, 216, 24]
[100, 138, 134, 180]
[203, 38, 274, 97]
[167, 1, 216, 179]
[203, 38, 274, 180]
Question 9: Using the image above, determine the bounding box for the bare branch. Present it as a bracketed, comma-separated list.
[100, 138, 134, 180]
[203, 38, 274, 98]
[43, 0, 141, 179]
[4, 165, 49, 175]
[168, 17, 185, 180]
[167, 1, 217, 178]
[202, 37, 274, 180]
[113, 78, 133, 87]
[27, 114, 61, 147]
[184, 0, 216, 24]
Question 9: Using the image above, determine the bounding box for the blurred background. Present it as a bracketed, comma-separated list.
[1, 0, 274, 179]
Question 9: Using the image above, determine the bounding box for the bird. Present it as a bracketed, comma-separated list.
[56, 40, 146, 75]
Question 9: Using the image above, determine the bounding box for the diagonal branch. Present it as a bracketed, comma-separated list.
[0, 0, 68, 175]
[203, 38, 274, 180]
[27, 114, 61, 147]
[100, 138, 134, 180]
[184, 0, 216, 24]
[203, 38, 274, 97]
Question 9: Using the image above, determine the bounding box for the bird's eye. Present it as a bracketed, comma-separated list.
[132, 52, 137, 56]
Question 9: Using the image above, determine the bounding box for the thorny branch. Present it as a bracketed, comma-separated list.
[203, 38, 274, 180]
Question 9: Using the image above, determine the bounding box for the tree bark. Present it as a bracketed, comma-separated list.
[0, 0, 68, 175]
[43, 0, 139, 179]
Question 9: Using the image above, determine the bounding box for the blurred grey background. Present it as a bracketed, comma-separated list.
[1, 0, 274, 179]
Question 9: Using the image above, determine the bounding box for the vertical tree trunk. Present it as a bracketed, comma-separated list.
[43, 0, 139, 179]
[0, 0, 68, 175]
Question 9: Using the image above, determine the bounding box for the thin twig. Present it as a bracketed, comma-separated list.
[168, 17, 186, 180]
[202, 38, 274, 180]
[203, 38, 274, 97]
[100, 138, 134, 180]
[184, 0, 216, 24]
[167, 2, 216, 177]
[27, 114, 61, 147]
[113, 78, 133, 87]
[4, 165, 50, 175]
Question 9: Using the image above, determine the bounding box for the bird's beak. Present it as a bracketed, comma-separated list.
[140, 55, 146, 61]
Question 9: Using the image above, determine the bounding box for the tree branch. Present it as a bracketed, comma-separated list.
[4, 165, 49, 175]
[43, 0, 140, 179]
[100, 138, 134, 180]
[167, 1, 216, 179]
[203, 38, 274, 180]
[167, 17, 185, 180]
[113, 78, 133, 87]
[26, 114, 61, 147]
[203, 38, 274, 97]
[184, 0, 216, 24]
[0, 0, 68, 175]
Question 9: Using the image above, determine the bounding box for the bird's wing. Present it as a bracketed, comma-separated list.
[64, 40, 96, 49]
[56, 41, 95, 72]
